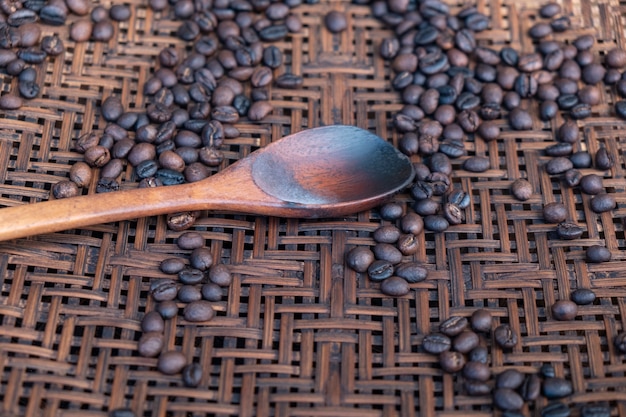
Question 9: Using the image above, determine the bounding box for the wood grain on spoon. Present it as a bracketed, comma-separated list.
[0, 126, 414, 241]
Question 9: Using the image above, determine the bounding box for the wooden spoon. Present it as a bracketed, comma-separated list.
[0, 125, 414, 241]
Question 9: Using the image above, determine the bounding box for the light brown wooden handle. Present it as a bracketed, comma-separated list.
[0, 184, 210, 241]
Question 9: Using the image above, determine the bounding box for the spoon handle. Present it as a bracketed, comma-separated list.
[0, 183, 211, 241]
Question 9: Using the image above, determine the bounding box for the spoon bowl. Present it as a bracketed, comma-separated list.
[0, 125, 414, 241]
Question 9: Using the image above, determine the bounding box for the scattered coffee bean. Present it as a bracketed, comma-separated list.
[494, 324, 518, 348]
[571, 289, 596, 305]
[511, 179, 532, 201]
[182, 363, 203, 387]
[157, 350, 188, 375]
[551, 300, 578, 321]
[141, 311, 165, 333]
[380, 276, 410, 296]
[586, 245, 611, 263]
[470, 309, 492, 333]
[542, 377, 573, 399]
[493, 388, 524, 411]
[137, 332, 164, 358]
[543, 202, 568, 223]
[346, 247, 375, 273]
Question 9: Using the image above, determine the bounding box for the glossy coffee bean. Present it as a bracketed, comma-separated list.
[69, 162, 92, 187]
[586, 245, 611, 263]
[157, 351, 187, 375]
[463, 361, 491, 381]
[564, 169, 582, 187]
[590, 194, 616, 213]
[493, 388, 524, 411]
[551, 300, 578, 321]
[543, 202, 567, 223]
[324, 11, 347, 33]
[595, 148, 615, 171]
[580, 404, 610, 417]
[556, 222, 584, 240]
[183, 300, 215, 322]
[540, 402, 571, 417]
[178, 268, 205, 285]
[155, 300, 179, 320]
[400, 212, 424, 235]
[177, 232, 204, 250]
[379, 276, 409, 296]
[137, 332, 164, 358]
[439, 316, 468, 337]
[579, 174, 604, 195]
[208, 264, 232, 287]
[190, 248, 213, 271]
[373, 243, 403, 264]
[346, 247, 375, 273]
[177, 285, 202, 303]
[182, 363, 203, 387]
[422, 333, 452, 354]
[543, 377, 573, 399]
[508, 108, 532, 130]
[423, 214, 449, 232]
[373, 225, 401, 243]
[167, 211, 198, 232]
[141, 311, 165, 333]
[470, 309, 492, 332]
[494, 324, 518, 348]
[463, 156, 490, 172]
[151, 279, 178, 302]
[367, 260, 394, 282]
[511, 179, 532, 201]
[394, 263, 428, 283]
[545, 157, 573, 175]
[453, 331, 480, 353]
[496, 369, 525, 390]
[439, 350, 466, 373]
[520, 373, 541, 401]
[571, 288, 596, 305]
[557, 120, 579, 143]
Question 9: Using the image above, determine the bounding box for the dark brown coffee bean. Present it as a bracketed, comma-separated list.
[397, 233, 419, 255]
[208, 264, 231, 287]
[439, 316, 468, 337]
[160, 258, 186, 275]
[463, 361, 491, 381]
[157, 351, 187, 374]
[177, 285, 202, 303]
[70, 19, 93, 42]
[423, 214, 449, 232]
[590, 193, 616, 213]
[442, 202, 464, 225]
[324, 11, 347, 33]
[373, 243, 403, 264]
[493, 388, 524, 411]
[595, 148, 615, 171]
[453, 331, 480, 353]
[511, 179, 532, 201]
[580, 404, 610, 417]
[183, 300, 215, 322]
[127, 143, 156, 166]
[92, 20, 115, 41]
[470, 309, 492, 333]
[556, 221, 584, 240]
[496, 369, 525, 389]
[0, 94, 22, 110]
[400, 212, 424, 235]
[413, 198, 440, 217]
[560, 59, 581, 80]
[528, 22, 552, 39]
[151, 279, 178, 302]
[137, 332, 164, 358]
[571, 288, 596, 305]
[422, 333, 451, 354]
[545, 157, 574, 175]
[439, 350, 466, 373]
[68, 161, 92, 187]
[476, 121, 499, 141]
[247, 100, 273, 120]
[379, 202, 404, 220]
[346, 246, 375, 273]
[586, 245, 612, 263]
[177, 232, 204, 250]
[110, 4, 131, 21]
[543, 202, 567, 223]
[494, 324, 518, 348]
[551, 300, 578, 321]
[606, 48, 626, 68]
[394, 262, 428, 283]
[615, 332, 626, 353]
[141, 311, 165, 333]
[543, 377, 573, 399]
[83, 146, 111, 168]
[519, 373, 541, 401]
[100, 158, 124, 179]
[545, 143, 573, 157]
[367, 260, 394, 282]
[51, 180, 79, 199]
[380, 276, 410, 296]
[579, 174, 604, 195]
[200, 282, 222, 302]
[373, 225, 401, 244]
[508, 108, 533, 130]
[463, 156, 490, 172]
[540, 2, 561, 18]
[468, 345, 489, 364]
[184, 162, 209, 183]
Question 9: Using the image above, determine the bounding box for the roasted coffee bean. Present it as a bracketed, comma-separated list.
[100, 159, 124, 179]
[183, 300, 215, 322]
[141, 311, 165, 333]
[590, 194, 616, 213]
[187, 247, 212, 272]
[95, 177, 119, 193]
[160, 258, 186, 275]
[569, 151, 592, 169]
[463, 156, 490, 172]
[545, 143, 573, 157]
[201, 282, 222, 302]
[109, 4, 131, 21]
[367, 260, 394, 282]
[551, 300, 578, 321]
[413, 198, 440, 216]
[442, 202, 464, 225]
[51, 180, 79, 199]
[470, 309, 492, 333]
[84, 146, 111, 168]
[563, 169, 583, 187]
[447, 190, 471, 209]
[614, 100, 626, 119]
[586, 245, 612, 263]
[453, 331, 480, 353]
[439, 350, 466, 373]
[423, 214, 449, 232]
[468, 345, 488, 364]
[380, 276, 410, 296]
[540, 402, 571, 417]
[545, 157, 574, 175]
[68, 161, 92, 188]
[511, 179, 532, 201]
[151, 279, 178, 302]
[579, 174, 604, 195]
[557, 94, 579, 110]
[439, 316, 468, 337]
[463, 360, 491, 381]
[137, 332, 164, 358]
[495, 369, 525, 390]
[247, 100, 273, 120]
[394, 262, 428, 283]
[346, 247, 375, 273]
[579, 404, 609, 417]
[476, 121, 499, 141]
[0, 94, 22, 110]
[207, 264, 231, 287]
[400, 212, 424, 235]
[422, 333, 452, 354]
[373, 225, 401, 243]
[373, 243, 403, 264]
[101, 96, 124, 122]
[464, 380, 491, 396]
[571, 288, 596, 305]
[177, 232, 204, 250]
[177, 285, 202, 303]
[508, 108, 533, 130]
[70, 19, 93, 42]
[595, 148, 615, 170]
[543, 202, 567, 223]
[455, 28, 475, 53]
[540, 101, 558, 121]
[39, 2, 68, 25]
[494, 324, 518, 348]
[457, 109, 480, 132]
[135, 160, 158, 179]
[157, 351, 187, 375]
[324, 10, 347, 33]
[397, 233, 419, 255]
[556, 221, 584, 240]
[379, 202, 404, 220]
[502, 91, 521, 110]
[543, 377, 573, 399]
[570, 103, 592, 120]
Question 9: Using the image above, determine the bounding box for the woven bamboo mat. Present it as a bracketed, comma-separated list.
[2, 0, 626, 416]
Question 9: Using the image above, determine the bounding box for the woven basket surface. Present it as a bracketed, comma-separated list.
[1, 0, 626, 415]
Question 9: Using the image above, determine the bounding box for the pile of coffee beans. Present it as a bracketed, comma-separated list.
[0, 0, 129, 110]
[420, 312, 613, 415]
[49, 0, 308, 197]
[137, 230, 232, 383]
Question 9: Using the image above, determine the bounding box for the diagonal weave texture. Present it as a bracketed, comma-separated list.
[1, 0, 626, 416]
